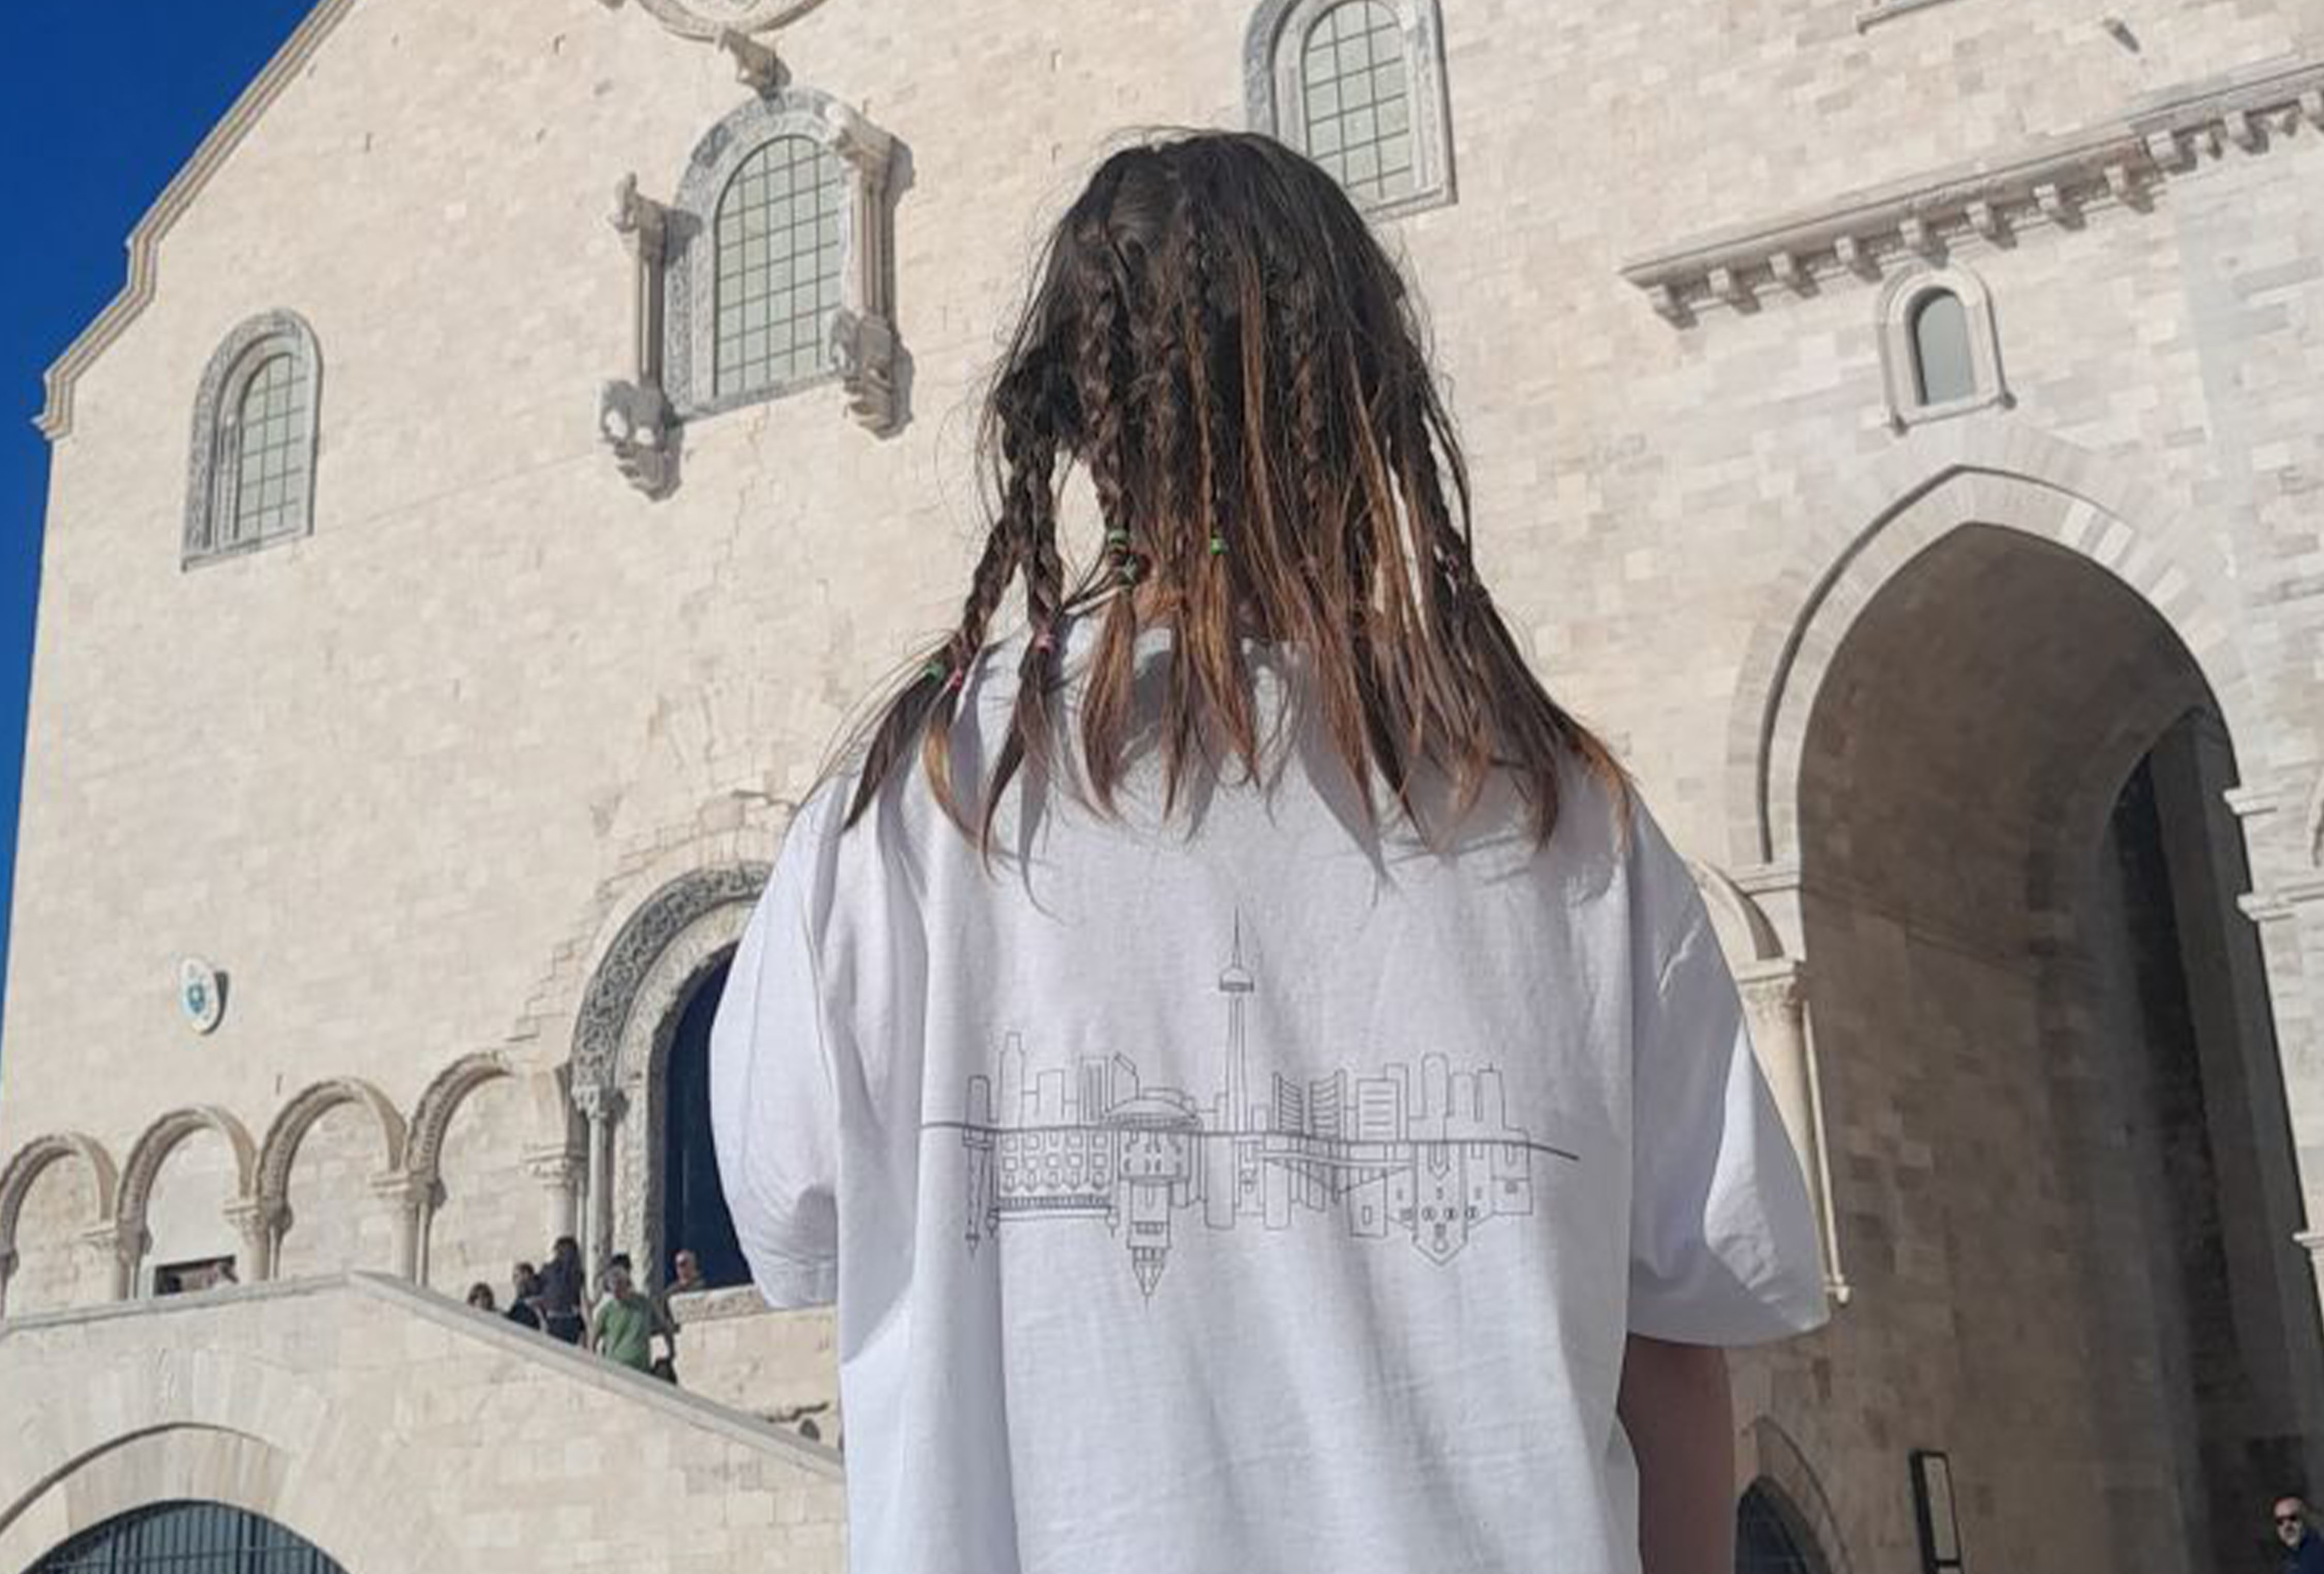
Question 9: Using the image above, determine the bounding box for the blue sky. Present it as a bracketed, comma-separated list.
[0, 3, 319, 1042]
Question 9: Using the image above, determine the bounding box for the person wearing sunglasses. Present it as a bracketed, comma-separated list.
[2276, 1497, 2324, 1574]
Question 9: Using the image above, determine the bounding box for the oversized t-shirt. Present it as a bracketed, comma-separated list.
[711, 623, 1828, 1574]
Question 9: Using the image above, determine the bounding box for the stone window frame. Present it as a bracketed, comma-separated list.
[183, 310, 322, 570]
[1875, 264, 2008, 431]
[1244, 0, 1455, 222]
[665, 87, 900, 428]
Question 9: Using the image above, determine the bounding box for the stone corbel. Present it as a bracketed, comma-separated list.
[717, 27, 783, 92]
[2033, 181, 2077, 226]
[830, 309, 901, 434]
[601, 174, 680, 498]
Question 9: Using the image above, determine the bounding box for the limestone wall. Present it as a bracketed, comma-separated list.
[0, 1273, 846, 1573]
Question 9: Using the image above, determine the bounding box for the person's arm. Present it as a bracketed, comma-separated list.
[1618, 1334, 1735, 1574]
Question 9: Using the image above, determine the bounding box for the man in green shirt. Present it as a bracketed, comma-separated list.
[591, 1263, 656, 1374]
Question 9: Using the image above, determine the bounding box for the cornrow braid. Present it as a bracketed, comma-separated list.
[837, 130, 1629, 856]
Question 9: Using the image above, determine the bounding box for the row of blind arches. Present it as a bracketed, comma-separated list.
[30, 1486, 1826, 1572]
[178, 0, 1991, 564]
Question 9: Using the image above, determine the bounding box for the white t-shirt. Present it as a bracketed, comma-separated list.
[711, 624, 1828, 1574]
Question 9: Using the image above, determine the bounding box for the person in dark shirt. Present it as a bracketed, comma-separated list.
[2277, 1498, 2324, 1574]
[505, 1263, 544, 1332]
[538, 1236, 589, 1346]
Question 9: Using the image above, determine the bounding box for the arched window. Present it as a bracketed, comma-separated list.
[714, 135, 846, 402]
[1737, 1483, 1828, 1574]
[184, 312, 321, 567]
[664, 87, 902, 431]
[1877, 266, 2006, 428]
[1909, 290, 1974, 406]
[1246, 0, 1454, 218]
[32, 1501, 346, 1574]
[662, 958, 748, 1289]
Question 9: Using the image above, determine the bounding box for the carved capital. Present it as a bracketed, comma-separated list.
[224, 1197, 287, 1237]
[77, 1219, 142, 1264]
[523, 1146, 588, 1191]
[368, 1170, 434, 1212]
[1739, 968, 1808, 1020]
[574, 1083, 629, 1123]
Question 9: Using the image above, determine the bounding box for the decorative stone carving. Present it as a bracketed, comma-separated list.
[369, 1170, 435, 1281]
[717, 27, 783, 92]
[224, 1197, 287, 1282]
[663, 88, 905, 435]
[600, 381, 678, 499]
[117, 1107, 257, 1249]
[572, 865, 769, 1090]
[603, 175, 679, 499]
[256, 1078, 406, 1211]
[405, 1052, 514, 1188]
[830, 308, 901, 435]
[1621, 54, 2324, 323]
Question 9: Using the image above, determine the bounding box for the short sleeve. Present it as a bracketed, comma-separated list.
[1626, 812, 1829, 1346]
[710, 795, 843, 1310]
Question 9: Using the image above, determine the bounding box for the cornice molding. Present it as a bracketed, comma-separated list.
[1621, 53, 2324, 325]
[35, 0, 362, 442]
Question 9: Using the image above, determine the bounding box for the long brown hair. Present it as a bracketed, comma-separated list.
[845, 130, 1625, 847]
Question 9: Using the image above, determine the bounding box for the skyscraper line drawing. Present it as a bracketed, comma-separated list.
[929, 920, 1578, 1297]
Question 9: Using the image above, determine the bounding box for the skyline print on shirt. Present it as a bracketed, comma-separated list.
[922, 922, 1581, 1297]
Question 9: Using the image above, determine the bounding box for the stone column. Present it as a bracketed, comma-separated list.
[371, 1172, 434, 1284]
[524, 1145, 586, 1247]
[574, 1085, 625, 1284]
[224, 1198, 286, 1283]
[78, 1220, 139, 1301]
[1739, 963, 1850, 1304]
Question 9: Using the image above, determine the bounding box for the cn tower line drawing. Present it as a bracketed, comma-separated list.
[923, 918, 1580, 1298]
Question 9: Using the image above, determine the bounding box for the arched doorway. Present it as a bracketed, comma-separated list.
[31, 1502, 346, 1574]
[1737, 1482, 1828, 1574]
[1794, 523, 2323, 1574]
[660, 957, 748, 1288]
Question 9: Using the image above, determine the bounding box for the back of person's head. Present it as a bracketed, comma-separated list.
[847, 129, 1622, 848]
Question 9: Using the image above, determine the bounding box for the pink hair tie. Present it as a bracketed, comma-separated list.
[1032, 629, 1057, 656]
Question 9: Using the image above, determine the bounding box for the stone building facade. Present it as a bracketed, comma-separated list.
[4, 0, 2324, 1569]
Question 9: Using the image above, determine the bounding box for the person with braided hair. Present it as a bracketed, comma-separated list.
[710, 130, 1826, 1574]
